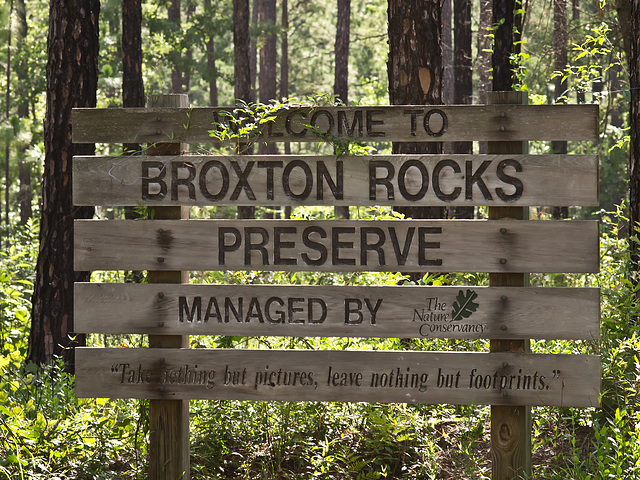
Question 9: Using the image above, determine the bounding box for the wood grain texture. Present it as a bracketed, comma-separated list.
[488, 90, 532, 480]
[74, 347, 601, 407]
[71, 104, 599, 144]
[72, 154, 599, 207]
[73, 218, 600, 273]
[74, 283, 600, 340]
[144, 94, 190, 480]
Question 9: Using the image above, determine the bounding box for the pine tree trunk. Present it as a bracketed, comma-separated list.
[281, 0, 291, 219]
[122, 0, 144, 130]
[258, 0, 277, 156]
[16, 0, 31, 225]
[28, 0, 100, 370]
[476, 0, 492, 153]
[623, 0, 639, 267]
[204, 0, 218, 106]
[492, 0, 517, 91]
[452, 0, 474, 219]
[388, 0, 445, 223]
[234, 0, 255, 218]
[5, 0, 14, 242]
[183, 1, 196, 92]
[334, 0, 350, 219]
[169, 0, 182, 93]
[122, 0, 145, 282]
[442, 0, 454, 106]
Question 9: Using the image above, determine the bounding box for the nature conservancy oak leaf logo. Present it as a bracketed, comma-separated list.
[451, 289, 479, 322]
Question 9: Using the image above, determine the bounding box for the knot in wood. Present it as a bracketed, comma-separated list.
[500, 423, 511, 442]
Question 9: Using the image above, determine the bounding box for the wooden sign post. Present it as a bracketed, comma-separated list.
[71, 97, 601, 480]
[487, 91, 531, 479]
[145, 94, 190, 480]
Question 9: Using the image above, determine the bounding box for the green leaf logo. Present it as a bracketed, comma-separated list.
[451, 289, 479, 322]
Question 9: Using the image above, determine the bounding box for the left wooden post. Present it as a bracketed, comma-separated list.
[146, 93, 191, 480]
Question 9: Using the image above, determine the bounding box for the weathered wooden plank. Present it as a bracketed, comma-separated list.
[71, 104, 599, 144]
[74, 283, 600, 340]
[74, 348, 600, 407]
[72, 154, 599, 207]
[74, 219, 599, 273]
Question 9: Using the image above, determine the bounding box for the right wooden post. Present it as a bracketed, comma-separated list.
[488, 90, 532, 479]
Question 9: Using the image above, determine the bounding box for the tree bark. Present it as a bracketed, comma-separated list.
[250, 0, 258, 104]
[169, 0, 182, 93]
[551, 0, 568, 219]
[623, 0, 640, 268]
[28, 0, 99, 370]
[234, 0, 255, 218]
[477, 0, 492, 153]
[16, 0, 32, 225]
[122, 0, 144, 139]
[442, 0, 454, 105]
[492, 0, 517, 91]
[122, 0, 145, 282]
[258, 0, 277, 156]
[204, 0, 219, 106]
[281, 0, 291, 219]
[452, 0, 474, 219]
[4, 0, 14, 243]
[182, 1, 196, 93]
[334, 0, 350, 219]
[388, 0, 445, 223]
[334, 0, 350, 105]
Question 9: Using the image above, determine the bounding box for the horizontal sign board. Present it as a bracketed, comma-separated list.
[75, 347, 600, 407]
[72, 154, 599, 208]
[71, 104, 599, 145]
[74, 283, 600, 340]
[74, 219, 599, 273]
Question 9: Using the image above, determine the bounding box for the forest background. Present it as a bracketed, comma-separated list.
[0, 0, 637, 478]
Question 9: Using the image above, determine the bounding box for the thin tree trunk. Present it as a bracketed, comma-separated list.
[204, 0, 218, 106]
[258, 0, 277, 156]
[334, 0, 350, 105]
[16, 0, 31, 225]
[28, 0, 100, 370]
[334, 0, 350, 219]
[234, 0, 255, 218]
[551, 0, 568, 219]
[442, 0, 454, 106]
[4, 0, 13, 245]
[621, 0, 638, 267]
[492, 0, 517, 91]
[250, 0, 258, 104]
[282, 0, 291, 219]
[122, 0, 144, 130]
[183, 1, 196, 92]
[122, 0, 145, 283]
[477, 0, 492, 153]
[169, 0, 182, 93]
[452, 0, 474, 219]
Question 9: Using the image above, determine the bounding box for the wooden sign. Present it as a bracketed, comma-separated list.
[74, 219, 599, 273]
[72, 154, 599, 207]
[74, 283, 600, 340]
[75, 347, 600, 407]
[71, 104, 599, 145]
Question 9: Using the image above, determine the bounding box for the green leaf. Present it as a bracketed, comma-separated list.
[451, 289, 479, 322]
